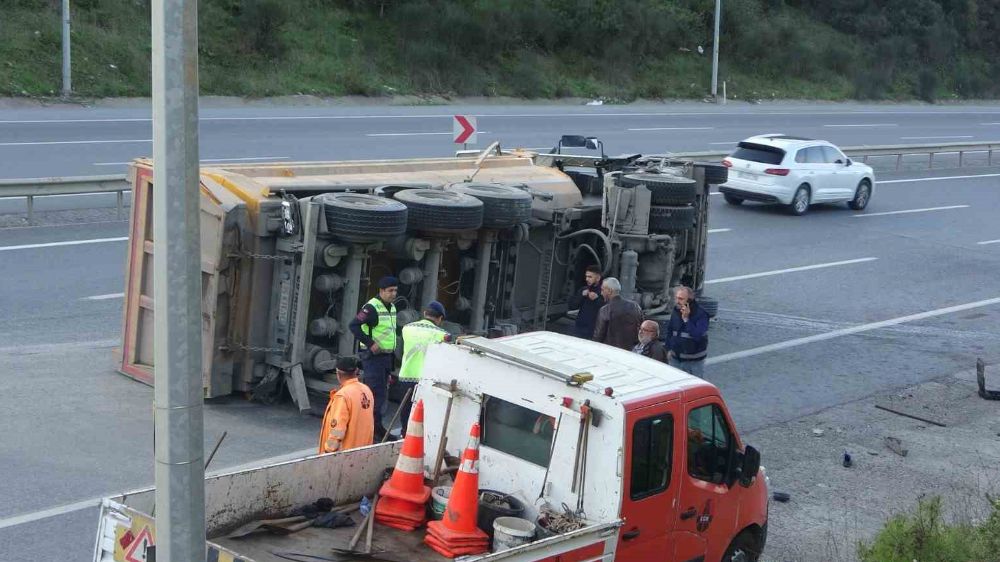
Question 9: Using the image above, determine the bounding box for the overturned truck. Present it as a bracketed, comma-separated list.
[117, 138, 727, 410]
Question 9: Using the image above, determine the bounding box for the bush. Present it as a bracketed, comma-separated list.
[237, 0, 288, 59]
[858, 496, 1000, 562]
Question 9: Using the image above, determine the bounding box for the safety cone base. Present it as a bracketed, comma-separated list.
[376, 516, 421, 532]
[426, 519, 489, 543]
[379, 479, 432, 505]
[424, 533, 489, 558]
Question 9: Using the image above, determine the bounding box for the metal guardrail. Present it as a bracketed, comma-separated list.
[1, 141, 998, 224]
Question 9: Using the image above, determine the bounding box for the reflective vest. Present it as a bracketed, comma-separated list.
[360, 297, 397, 352]
[398, 319, 449, 381]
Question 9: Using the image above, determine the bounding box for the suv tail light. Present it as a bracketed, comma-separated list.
[722, 158, 733, 168]
[765, 168, 790, 176]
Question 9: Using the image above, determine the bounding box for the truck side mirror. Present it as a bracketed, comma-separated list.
[740, 445, 761, 487]
[559, 135, 589, 148]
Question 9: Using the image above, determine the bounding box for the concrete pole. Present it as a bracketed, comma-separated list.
[152, 0, 205, 559]
[711, 0, 722, 100]
[61, 0, 71, 96]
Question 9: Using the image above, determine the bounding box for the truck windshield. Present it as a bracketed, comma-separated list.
[481, 395, 555, 467]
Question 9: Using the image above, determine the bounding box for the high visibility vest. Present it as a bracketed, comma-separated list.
[398, 319, 449, 381]
[360, 297, 397, 352]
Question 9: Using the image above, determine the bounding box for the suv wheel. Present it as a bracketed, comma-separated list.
[848, 179, 872, 211]
[788, 185, 810, 216]
[724, 194, 744, 206]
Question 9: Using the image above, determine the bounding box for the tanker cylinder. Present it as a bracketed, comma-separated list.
[309, 317, 340, 338]
[470, 230, 497, 334]
[420, 239, 445, 307]
[398, 266, 424, 286]
[314, 274, 344, 293]
[303, 344, 333, 374]
[337, 246, 366, 356]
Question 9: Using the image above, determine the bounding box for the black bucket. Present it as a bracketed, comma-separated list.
[477, 490, 525, 538]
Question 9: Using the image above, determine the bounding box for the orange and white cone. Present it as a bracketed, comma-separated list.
[375, 399, 431, 530]
[424, 423, 489, 557]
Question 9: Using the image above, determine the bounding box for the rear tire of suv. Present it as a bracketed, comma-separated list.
[848, 179, 872, 211]
[788, 185, 810, 216]
[724, 194, 744, 206]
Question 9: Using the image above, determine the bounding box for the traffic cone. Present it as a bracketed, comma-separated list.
[375, 399, 431, 530]
[424, 423, 489, 557]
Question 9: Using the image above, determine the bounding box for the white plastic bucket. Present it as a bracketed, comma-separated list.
[492, 516, 536, 552]
[430, 486, 451, 519]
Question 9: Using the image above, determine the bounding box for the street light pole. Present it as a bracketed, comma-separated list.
[152, 0, 205, 559]
[711, 0, 722, 100]
[61, 0, 71, 96]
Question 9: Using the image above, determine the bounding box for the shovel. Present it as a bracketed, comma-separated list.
[225, 516, 308, 539]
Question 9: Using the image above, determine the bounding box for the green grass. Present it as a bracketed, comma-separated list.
[0, 0, 997, 101]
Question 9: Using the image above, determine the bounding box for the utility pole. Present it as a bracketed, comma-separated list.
[152, 0, 205, 559]
[61, 0, 71, 96]
[711, 0, 722, 101]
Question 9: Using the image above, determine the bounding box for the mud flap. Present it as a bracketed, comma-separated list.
[286, 363, 311, 412]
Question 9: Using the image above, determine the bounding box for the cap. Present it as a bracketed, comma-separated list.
[424, 300, 446, 319]
[377, 276, 399, 289]
[335, 355, 359, 373]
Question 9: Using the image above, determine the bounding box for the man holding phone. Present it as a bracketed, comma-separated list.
[665, 285, 709, 377]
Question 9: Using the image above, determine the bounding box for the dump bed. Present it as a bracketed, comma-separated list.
[93, 443, 621, 562]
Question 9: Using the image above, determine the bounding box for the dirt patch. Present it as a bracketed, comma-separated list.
[752, 367, 1000, 562]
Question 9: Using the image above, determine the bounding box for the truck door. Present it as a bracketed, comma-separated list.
[672, 398, 741, 562]
[617, 400, 681, 561]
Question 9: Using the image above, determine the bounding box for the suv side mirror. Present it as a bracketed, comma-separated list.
[739, 445, 761, 487]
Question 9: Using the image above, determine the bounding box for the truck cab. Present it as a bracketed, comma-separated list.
[94, 332, 767, 562]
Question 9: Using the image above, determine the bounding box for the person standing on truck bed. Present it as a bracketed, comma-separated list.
[632, 320, 669, 363]
[397, 300, 453, 436]
[318, 355, 374, 454]
[350, 275, 399, 441]
[568, 265, 605, 340]
[593, 277, 643, 351]
[665, 285, 709, 378]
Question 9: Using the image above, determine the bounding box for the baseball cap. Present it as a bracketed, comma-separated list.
[424, 300, 446, 319]
[378, 276, 399, 289]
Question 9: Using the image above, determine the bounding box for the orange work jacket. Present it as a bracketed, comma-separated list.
[318, 378, 375, 454]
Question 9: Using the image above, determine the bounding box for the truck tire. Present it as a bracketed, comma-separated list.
[316, 193, 408, 242]
[445, 182, 532, 228]
[393, 189, 484, 231]
[620, 173, 697, 205]
[649, 205, 696, 231]
[699, 295, 718, 319]
[695, 161, 729, 185]
[722, 530, 762, 562]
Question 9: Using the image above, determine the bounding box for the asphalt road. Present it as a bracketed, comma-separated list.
[1, 102, 999, 560]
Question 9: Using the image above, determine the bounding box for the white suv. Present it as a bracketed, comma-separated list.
[719, 135, 875, 215]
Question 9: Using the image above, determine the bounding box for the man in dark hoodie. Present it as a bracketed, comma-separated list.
[568, 265, 605, 339]
[665, 285, 709, 377]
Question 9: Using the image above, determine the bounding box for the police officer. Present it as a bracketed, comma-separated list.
[349, 276, 399, 441]
[397, 301, 452, 436]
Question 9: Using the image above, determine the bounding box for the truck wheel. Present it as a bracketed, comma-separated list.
[316, 193, 408, 242]
[445, 183, 532, 228]
[393, 188, 484, 231]
[695, 161, 729, 185]
[698, 295, 718, 319]
[620, 173, 697, 205]
[722, 531, 762, 562]
[649, 205, 696, 231]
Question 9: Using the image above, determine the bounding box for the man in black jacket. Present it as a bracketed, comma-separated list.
[664, 285, 709, 377]
[568, 265, 604, 339]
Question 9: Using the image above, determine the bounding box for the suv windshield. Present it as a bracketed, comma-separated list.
[731, 142, 786, 165]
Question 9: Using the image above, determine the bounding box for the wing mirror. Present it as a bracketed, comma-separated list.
[740, 445, 761, 487]
[845, 158, 853, 166]
[557, 135, 605, 157]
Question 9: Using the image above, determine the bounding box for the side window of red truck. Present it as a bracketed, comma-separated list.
[687, 404, 733, 484]
[630, 414, 673, 499]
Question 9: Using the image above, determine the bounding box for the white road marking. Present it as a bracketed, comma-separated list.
[823, 123, 897, 128]
[366, 131, 490, 137]
[0, 139, 151, 147]
[981, 122, 1000, 125]
[706, 257, 877, 285]
[709, 192, 722, 196]
[899, 135, 973, 140]
[0, 447, 316, 530]
[0, 237, 128, 252]
[879, 173, 1000, 184]
[93, 156, 289, 166]
[707, 228, 731, 233]
[82, 293, 124, 301]
[707, 296, 1000, 365]
[977, 239, 1000, 245]
[853, 205, 969, 217]
[627, 127, 713, 131]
